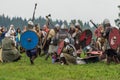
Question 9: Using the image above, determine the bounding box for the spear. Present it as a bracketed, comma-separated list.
[90, 20, 97, 28]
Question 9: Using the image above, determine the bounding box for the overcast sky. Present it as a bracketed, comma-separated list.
[0, 0, 120, 26]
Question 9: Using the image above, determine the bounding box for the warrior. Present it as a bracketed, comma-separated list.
[19, 26, 27, 53]
[68, 24, 75, 36]
[93, 24, 106, 51]
[90, 19, 106, 52]
[42, 25, 50, 56]
[1, 33, 21, 62]
[103, 19, 116, 40]
[45, 24, 60, 60]
[60, 38, 76, 65]
[5, 25, 16, 45]
[102, 19, 113, 50]
[25, 21, 38, 64]
[68, 24, 75, 45]
[102, 19, 120, 64]
[33, 24, 42, 56]
[72, 22, 82, 50]
[59, 24, 70, 42]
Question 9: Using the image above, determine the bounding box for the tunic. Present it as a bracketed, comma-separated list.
[2, 37, 21, 62]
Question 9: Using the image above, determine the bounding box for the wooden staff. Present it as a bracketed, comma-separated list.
[32, 3, 37, 21]
[41, 14, 51, 49]
[90, 20, 97, 28]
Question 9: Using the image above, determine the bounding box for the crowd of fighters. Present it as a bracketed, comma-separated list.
[0, 19, 120, 65]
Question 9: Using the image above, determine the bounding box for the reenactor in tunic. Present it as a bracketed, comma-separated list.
[103, 19, 112, 40]
[72, 23, 82, 50]
[60, 38, 76, 65]
[2, 33, 21, 62]
[45, 24, 60, 60]
[33, 24, 42, 56]
[68, 24, 75, 36]
[102, 19, 120, 64]
[25, 21, 38, 64]
[59, 24, 71, 42]
[42, 25, 50, 56]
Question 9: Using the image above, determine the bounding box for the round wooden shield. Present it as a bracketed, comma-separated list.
[79, 29, 92, 48]
[109, 27, 120, 49]
[20, 30, 39, 50]
[57, 40, 64, 55]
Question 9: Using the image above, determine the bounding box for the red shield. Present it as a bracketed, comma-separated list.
[109, 27, 120, 49]
[57, 40, 64, 55]
[79, 29, 92, 48]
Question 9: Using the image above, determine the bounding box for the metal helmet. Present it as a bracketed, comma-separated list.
[55, 24, 60, 27]
[61, 24, 67, 29]
[75, 22, 81, 29]
[27, 21, 34, 29]
[75, 22, 80, 26]
[103, 19, 110, 25]
[55, 24, 60, 29]
[64, 38, 70, 43]
[70, 24, 75, 28]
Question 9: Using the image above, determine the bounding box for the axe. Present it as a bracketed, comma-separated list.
[42, 14, 56, 49]
[46, 14, 55, 28]
[42, 14, 52, 49]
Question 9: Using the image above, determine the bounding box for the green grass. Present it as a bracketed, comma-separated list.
[0, 53, 120, 80]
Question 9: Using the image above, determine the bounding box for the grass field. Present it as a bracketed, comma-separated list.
[0, 53, 120, 80]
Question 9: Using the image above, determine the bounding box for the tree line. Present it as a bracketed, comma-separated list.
[0, 14, 96, 31]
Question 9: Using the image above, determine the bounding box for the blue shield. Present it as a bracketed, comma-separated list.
[20, 30, 39, 50]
